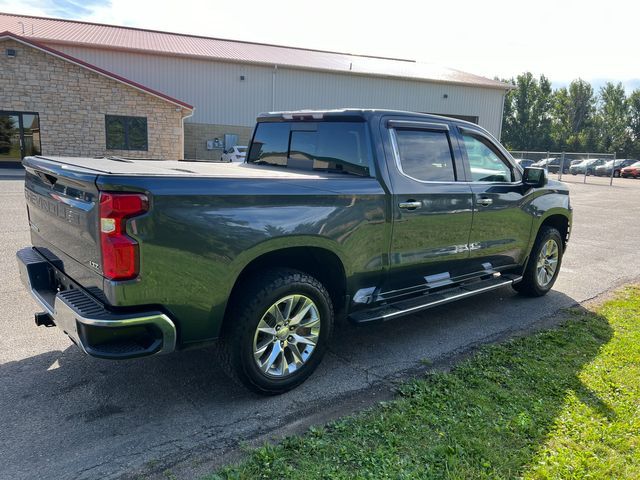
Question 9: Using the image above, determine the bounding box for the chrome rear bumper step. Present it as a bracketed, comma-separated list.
[349, 274, 522, 324]
[17, 247, 176, 359]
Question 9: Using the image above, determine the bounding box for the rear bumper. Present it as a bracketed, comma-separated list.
[17, 247, 176, 359]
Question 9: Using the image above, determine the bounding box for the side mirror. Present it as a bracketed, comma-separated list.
[523, 167, 548, 188]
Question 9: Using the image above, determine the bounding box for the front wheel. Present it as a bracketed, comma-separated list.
[218, 268, 334, 394]
[513, 226, 564, 297]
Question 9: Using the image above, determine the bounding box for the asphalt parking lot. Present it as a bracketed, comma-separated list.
[1, 170, 639, 480]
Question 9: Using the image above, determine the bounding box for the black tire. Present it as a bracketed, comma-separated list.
[217, 268, 333, 395]
[513, 226, 563, 297]
[614, 170, 621, 178]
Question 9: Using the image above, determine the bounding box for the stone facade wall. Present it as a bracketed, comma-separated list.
[1, 39, 190, 159]
[184, 122, 254, 161]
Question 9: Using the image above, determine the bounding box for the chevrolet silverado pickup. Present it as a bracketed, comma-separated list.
[17, 109, 572, 394]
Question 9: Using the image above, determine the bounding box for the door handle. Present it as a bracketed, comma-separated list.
[398, 201, 422, 210]
[476, 197, 493, 207]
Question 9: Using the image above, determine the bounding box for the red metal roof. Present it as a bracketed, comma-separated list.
[0, 12, 511, 90]
[0, 30, 193, 110]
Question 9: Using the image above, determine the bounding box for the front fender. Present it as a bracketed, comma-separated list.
[526, 187, 572, 253]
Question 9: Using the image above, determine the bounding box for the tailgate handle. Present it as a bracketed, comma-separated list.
[37, 171, 58, 187]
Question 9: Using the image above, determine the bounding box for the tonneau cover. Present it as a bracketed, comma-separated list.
[24, 156, 348, 180]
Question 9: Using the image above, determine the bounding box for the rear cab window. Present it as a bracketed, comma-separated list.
[248, 121, 372, 177]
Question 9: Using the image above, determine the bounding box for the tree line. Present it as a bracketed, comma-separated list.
[500, 73, 640, 157]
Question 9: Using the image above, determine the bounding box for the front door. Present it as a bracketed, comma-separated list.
[382, 119, 474, 298]
[456, 126, 533, 271]
[0, 112, 41, 164]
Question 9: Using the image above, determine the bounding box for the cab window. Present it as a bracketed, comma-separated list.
[461, 132, 515, 182]
[248, 121, 371, 176]
[394, 129, 456, 182]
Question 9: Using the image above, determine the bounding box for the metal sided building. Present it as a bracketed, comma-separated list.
[0, 12, 512, 162]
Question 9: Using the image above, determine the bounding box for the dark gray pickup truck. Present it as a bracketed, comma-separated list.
[17, 109, 571, 394]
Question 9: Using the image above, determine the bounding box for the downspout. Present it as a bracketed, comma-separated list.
[272, 65, 278, 111]
[498, 90, 506, 141]
[181, 108, 194, 161]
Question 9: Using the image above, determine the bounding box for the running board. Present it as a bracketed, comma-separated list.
[349, 274, 522, 324]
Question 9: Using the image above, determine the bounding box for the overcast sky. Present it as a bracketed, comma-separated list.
[1, 0, 638, 92]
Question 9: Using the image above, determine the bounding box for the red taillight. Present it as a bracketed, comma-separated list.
[99, 192, 149, 281]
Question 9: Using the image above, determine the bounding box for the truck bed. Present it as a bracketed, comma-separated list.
[26, 155, 349, 180]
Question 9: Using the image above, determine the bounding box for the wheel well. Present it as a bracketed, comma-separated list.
[540, 214, 570, 249]
[225, 247, 347, 321]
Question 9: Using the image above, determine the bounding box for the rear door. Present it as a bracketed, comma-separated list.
[455, 126, 533, 271]
[381, 118, 474, 297]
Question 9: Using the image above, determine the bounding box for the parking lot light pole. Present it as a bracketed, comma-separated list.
[559, 152, 565, 181]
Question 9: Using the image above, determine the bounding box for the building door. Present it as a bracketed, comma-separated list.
[0, 112, 41, 164]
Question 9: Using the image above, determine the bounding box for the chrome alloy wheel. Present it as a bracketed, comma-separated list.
[536, 239, 559, 287]
[252, 294, 321, 378]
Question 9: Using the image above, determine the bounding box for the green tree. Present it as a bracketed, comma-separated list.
[532, 75, 553, 149]
[628, 89, 640, 156]
[598, 82, 630, 155]
[500, 75, 637, 156]
[568, 79, 596, 134]
[550, 87, 571, 150]
[501, 73, 553, 150]
[500, 78, 516, 147]
[550, 79, 597, 151]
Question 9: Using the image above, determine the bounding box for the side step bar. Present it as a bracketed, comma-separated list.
[349, 274, 522, 324]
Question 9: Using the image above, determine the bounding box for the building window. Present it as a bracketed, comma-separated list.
[105, 115, 148, 151]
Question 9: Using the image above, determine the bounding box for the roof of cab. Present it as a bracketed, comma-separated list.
[256, 108, 486, 131]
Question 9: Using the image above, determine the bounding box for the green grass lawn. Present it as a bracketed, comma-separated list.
[209, 286, 640, 479]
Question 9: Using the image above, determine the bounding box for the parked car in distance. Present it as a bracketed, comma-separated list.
[569, 158, 606, 175]
[531, 158, 549, 169]
[620, 161, 640, 178]
[220, 145, 247, 163]
[16, 109, 572, 394]
[515, 158, 536, 168]
[595, 159, 638, 177]
[532, 157, 570, 174]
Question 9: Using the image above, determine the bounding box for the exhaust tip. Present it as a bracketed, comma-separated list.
[35, 312, 55, 327]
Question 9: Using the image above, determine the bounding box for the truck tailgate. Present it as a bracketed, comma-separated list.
[23, 156, 104, 294]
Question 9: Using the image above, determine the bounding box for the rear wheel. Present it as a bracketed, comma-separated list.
[513, 226, 563, 297]
[218, 268, 333, 394]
